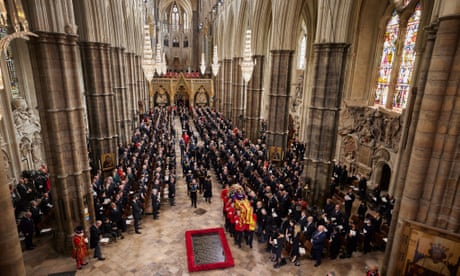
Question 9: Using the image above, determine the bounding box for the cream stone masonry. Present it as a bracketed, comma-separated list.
[231, 57, 242, 127]
[265, 50, 294, 152]
[29, 32, 95, 254]
[223, 59, 233, 120]
[245, 55, 264, 142]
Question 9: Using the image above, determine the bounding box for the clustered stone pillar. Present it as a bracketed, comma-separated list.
[385, 15, 460, 275]
[135, 55, 145, 120]
[223, 59, 232, 120]
[216, 61, 224, 111]
[111, 47, 130, 144]
[131, 55, 139, 124]
[245, 55, 264, 142]
[231, 57, 243, 128]
[80, 42, 118, 167]
[382, 21, 438, 275]
[0, 136, 25, 274]
[125, 52, 135, 131]
[266, 50, 294, 154]
[303, 43, 348, 203]
[29, 32, 94, 253]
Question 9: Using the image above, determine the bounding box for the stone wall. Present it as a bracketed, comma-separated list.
[338, 105, 403, 186]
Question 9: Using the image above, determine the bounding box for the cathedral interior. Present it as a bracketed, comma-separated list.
[0, 0, 459, 275]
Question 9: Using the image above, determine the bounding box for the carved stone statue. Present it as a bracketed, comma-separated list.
[12, 96, 42, 169]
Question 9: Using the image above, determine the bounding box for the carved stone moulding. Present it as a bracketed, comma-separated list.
[339, 105, 402, 153]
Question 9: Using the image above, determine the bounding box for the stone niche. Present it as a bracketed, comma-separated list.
[338, 105, 403, 179]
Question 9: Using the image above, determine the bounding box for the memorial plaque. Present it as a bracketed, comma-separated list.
[185, 227, 234, 272]
[191, 233, 226, 265]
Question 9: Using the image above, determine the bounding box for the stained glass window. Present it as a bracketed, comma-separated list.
[375, 10, 399, 106]
[374, 2, 422, 110]
[394, 3, 421, 109]
[171, 3, 179, 32]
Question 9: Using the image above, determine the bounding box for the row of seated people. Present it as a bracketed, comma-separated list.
[90, 107, 177, 240]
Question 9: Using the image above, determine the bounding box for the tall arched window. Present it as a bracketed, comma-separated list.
[171, 3, 179, 32]
[183, 36, 189, 48]
[163, 12, 168, 32]
[183, 12, 188, 31]
[173, 37, 179, 47]
[374, 2, 422, 110]
[297, 34, 307, 70]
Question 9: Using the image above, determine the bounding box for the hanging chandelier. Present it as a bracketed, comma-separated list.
[211, 45, 220, 76]
[142, 24, 155, 81]
[154, 43, 164, 75]
[200, 52, 206, 75]
[240, 29, 255, 84]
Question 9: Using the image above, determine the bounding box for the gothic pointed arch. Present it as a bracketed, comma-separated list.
[269, 0, 305, 50]
[232, 0, 250, 57]
[251, 0, 272, 55]
[221, 5, 235, 59]
[159, 0, 192, 19]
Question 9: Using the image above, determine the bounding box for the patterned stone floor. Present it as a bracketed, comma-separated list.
[23, 118, 384, 275]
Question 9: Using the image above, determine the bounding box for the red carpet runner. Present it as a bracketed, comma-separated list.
[185, 227, 235, 272]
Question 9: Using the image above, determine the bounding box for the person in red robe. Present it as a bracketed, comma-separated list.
[72, 226, 88, 270]
[234, 210, 245, 248]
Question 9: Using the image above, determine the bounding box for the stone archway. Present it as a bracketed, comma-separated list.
[380, 163, 391, 191]
[373, 161, 392, 192]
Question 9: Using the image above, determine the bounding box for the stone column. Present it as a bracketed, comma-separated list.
[398, 15, 460, 227]
[303, 43, 348, 203]
[266, 50, 294, 152]
[245, 55, 264, 142]
[135, 55, 145, 119]
[223, 59, 232, 120]
[0, 136, 25, 275]
[80, 42, 117, 168]
[385, 15, 460, 275]
[218, 61, 224, 111]
[131, 55, 139, 124]
[125, 52, 135, 131]
[231, 57, 243, 128]
[29, 32, 94, 253]
[111, 47, 130, 144]
[382, 21, 439, 276]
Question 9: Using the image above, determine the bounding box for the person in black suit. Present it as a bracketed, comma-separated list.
[303, 216, 316, 241]
[30, 201, 42, 236]
[203, 175, 212, 203]
[331, 204, 345, 226]
[311, 225, 327, 267]
[151, 189, 160, 220]
[131, 195, 142, 234]
[168, 175, 176, 206]
[344, 188, 355, 219]
[109, 202, 125, 238]
[90, 220, 105, 260]
[20, 211, 35, 250]
[189, 179, 199, 208]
